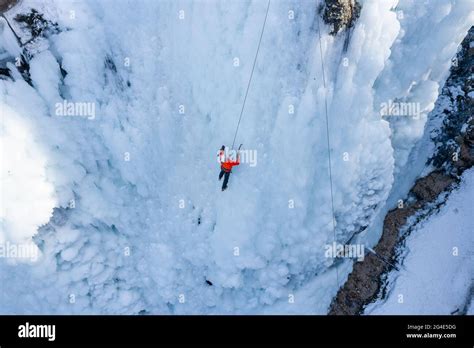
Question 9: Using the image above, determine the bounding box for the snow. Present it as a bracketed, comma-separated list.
[366, 168, 474, 315]
[0, 0, 472, 314]
[0, 17, 21, 58]
[29, 51, 62, 108]
[0, 104, 56, 263]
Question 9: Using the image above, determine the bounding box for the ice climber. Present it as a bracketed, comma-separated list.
[218, 145, 240, 191]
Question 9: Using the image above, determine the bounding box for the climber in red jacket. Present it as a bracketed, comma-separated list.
[218, 145, 240, 191]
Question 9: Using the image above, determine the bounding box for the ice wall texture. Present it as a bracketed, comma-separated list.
[0, 0, 472, 314]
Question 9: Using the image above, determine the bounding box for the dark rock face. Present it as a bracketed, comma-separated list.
[0, 8, 61, 83]
[322, 0, 361, 35]
[411, 171, 456, 202]
[330, 204, 415, 315]
[329, 27, 474, 315]
[430, 27, 474, 174]
[14, 9, 59, 40]
[0, 0, 19, 14]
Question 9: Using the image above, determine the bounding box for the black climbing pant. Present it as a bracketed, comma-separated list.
[219, 169, 231, 191]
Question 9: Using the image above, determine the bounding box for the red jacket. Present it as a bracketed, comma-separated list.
[219, 150, 240, 172]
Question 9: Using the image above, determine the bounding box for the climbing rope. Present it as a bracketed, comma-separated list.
[1, 14, 23, 47]
[231, 0, 271, 149]
[316, 12, 340, 288]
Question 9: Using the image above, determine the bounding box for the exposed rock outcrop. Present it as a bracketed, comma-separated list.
[322, 0, 361, 35]
[329, 26, 474, 315]
[0, 0, 19, 14]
